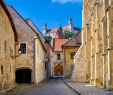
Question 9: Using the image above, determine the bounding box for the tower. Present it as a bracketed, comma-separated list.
[68, 18, 73, 32]
[58, 26, 63, 38]
[43, 23, 47, 35]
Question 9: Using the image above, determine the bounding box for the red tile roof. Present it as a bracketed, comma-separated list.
[48, 26, 68, 33]
[54, 33, 60, 39]
[49, 28, 59, 33]
[53, 39, 69, 52]
[62, 26, 68, 31]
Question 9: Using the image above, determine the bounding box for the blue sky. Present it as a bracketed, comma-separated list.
[4, 0, 83, 31]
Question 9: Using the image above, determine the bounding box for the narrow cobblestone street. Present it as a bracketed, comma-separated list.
[1, 79, 78, 95]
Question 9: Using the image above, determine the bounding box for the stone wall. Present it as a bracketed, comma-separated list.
[0, 1, 17, 91]
[73, 0, 113, 89]
[51, 52, 64, 76]
[35, 38, 46, 83]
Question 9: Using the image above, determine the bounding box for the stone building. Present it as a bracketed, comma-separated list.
[62, 32, 81, 78]
[0, 0, 17, 92]
[73, 0, 113, 89]
[7, 6, 47, 84]
[25, 19, 53, 78]
[51, 39, 69, 77]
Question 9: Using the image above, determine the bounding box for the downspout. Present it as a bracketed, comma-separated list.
[63, 47, 66, 78]
[33, 37, 36, 84]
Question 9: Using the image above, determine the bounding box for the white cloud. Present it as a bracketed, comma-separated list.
[51, 0, 82, 4]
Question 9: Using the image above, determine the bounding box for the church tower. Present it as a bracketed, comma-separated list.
[68, 18, 73, 32]
[43, 23, 47, 35]
[58, 26, 63, 38]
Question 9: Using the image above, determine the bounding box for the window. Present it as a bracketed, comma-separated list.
[20, 43, 26, 54]
[70, 52, 75, 59]
[57, 54, 61, 60]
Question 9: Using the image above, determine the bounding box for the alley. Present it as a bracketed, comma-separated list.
[2, 79, 78, 95]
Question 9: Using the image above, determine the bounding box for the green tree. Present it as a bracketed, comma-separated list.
[63, 31, 74, 38]
[45, 36, 52, 43]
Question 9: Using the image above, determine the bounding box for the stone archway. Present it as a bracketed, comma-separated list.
[16, 68, 31, 83]
[54, 64, 63, 76]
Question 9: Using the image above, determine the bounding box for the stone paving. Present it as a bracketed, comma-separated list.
[1, 79, 78, 95]
[64, 79, 113, 95]
[2, 79, 113, 95]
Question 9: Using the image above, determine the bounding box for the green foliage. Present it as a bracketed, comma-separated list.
[45, 36, 52, 43]
[63, 31, 74, 38]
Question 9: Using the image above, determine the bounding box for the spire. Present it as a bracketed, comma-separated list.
[68, 18, 73, 32]
[43, 23, 47, 35]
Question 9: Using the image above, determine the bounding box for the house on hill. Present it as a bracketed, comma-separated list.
[42, 18, 81, 46]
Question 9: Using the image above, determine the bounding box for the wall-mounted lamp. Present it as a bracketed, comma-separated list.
[11, 48, 22, 59]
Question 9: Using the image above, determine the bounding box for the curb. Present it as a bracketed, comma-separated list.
[63, 79, 81, 95]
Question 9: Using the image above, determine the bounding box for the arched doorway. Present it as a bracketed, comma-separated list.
[54, 64, 63, 76]
[16, 68, 31, 83]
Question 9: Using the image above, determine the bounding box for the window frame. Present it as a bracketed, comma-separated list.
[19, 42, 27, 54]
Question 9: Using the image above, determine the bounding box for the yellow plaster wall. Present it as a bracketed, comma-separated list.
[64, 46, 79, 77]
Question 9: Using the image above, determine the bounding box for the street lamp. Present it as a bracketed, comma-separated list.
[10, 48, 22, 59]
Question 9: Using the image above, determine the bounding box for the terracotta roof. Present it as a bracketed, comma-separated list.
[48, 28, 59, 33]
[48, 26, 67, 33]
[48, 26, 81, 34]
[62, 26, 68, 31]
[54, 33, 60, 39]
[53, 39, 69, 52]
[63, 31, 81, 47]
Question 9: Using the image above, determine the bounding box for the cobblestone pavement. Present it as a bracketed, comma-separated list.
[64, 79, 113, 95]
[1, 79, 79, 95]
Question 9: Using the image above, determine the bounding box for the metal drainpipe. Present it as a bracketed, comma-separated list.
[33, 38, 36, 84]
[63, 47, 66, 79]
